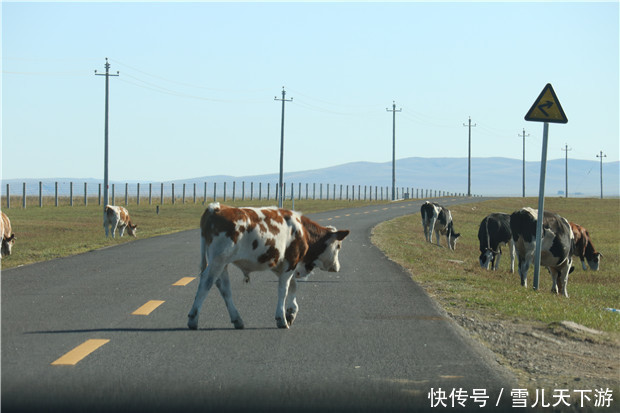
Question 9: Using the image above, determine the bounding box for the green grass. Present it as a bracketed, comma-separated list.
[1, 198, 386, 270]
[372, 197, 620, 334]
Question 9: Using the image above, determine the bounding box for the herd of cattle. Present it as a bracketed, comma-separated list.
[420, 201, 602, 298]
[0, 199, 603, 329]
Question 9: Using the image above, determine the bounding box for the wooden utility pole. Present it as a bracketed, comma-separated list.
[518, 128, 530, 197]
[95, 58, 119, 214]
[274, 87, 293, 208]
[463, 117, 476, 196]
[596, 151, 607, 199]
[386, 101, 401, 201]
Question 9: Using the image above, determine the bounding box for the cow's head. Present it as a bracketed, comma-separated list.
[1, 233, 16, 257]
[479, 249, 495, 270]
[448, 232, 461, 251]
[295, 228, 350, 280]
[587, 252, 602, 271]
[127, 223, 138, 237]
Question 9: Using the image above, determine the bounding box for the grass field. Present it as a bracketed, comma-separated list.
[0, 198, 385, 270]
[372, 197, 620, 334]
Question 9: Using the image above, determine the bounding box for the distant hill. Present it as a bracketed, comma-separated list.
[3, 157, 618, 198]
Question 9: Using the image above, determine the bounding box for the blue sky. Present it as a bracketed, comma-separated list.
[2, 1, 618, 182]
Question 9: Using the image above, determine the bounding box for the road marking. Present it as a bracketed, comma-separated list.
[132, 300, 165, 315]
[173, 277, 196, 286]
[51, 339, 109, 366]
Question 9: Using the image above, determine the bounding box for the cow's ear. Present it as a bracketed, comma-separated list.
[453, 233, 461, 239]
[334, 230, 349, 241]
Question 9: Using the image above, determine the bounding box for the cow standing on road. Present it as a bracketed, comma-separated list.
[569, 222, 602, 271]
[420, 201, 460, 250]
[510, 208, 574, 297]
[188, 203, 349, 330]
[478, 213, 515, 272]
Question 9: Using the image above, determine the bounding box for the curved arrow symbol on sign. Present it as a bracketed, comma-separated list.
[537, 100, 554, 117]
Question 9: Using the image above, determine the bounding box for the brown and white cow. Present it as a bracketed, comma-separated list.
[1, 211, 16, 258]
[103, 205, 138, 238]
[187, 203, 349, 330]
[569, 222, 602, 271]
[510, 207, 574, 297]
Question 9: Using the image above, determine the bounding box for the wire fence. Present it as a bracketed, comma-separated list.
[1, 181, 475, 209]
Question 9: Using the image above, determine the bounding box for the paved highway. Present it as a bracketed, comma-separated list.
[2, 198, 516, 412]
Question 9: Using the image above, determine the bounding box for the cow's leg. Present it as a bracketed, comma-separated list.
[550, 268, 560, 295]
[494, 249, 502, 270]
[509, 241, 516, 274]
[422, 219, 429, 242]
[285, 278, 299, 327]
[118, 225, 126, 237]
[275, 271, 294, 329]
[580, 257, 587, 271]
[556, 266, 570, 298]
[215, 267, 244, 329]
[429, 218, 436, 244]
[187, 263, 223, 330]
[519, 253, 532, 288]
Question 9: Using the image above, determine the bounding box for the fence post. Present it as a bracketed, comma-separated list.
[172, 183, 175, 205]
[22, 182, 26, 209]
[123, 183, 127, 206]
[84, 182, 88, 206]
[267, 183, 270, 200]
[160, 183, 164, 205]
[223, 182, 227, 202]
[149, 183, 152, 205]
[298, 183, 302, 201]
[204, 182, 207, 204]
[259, 183, 262, 201]
[305, 183, 309, 200]
[232, 181, 236, 202]
[111, 183, 115, 205]
[70, 182, 74, 207]
[242, 181, 245, 201]
[99, 183, 102, 205]
[136, 183, 140, 205]
[213, 183, 217, 202]
[39, 181, 43, 207]
[55, 182, 58, 207]
[182, 183, 186, 204]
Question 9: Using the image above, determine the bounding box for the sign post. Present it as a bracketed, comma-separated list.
[524, 83, 568, 290]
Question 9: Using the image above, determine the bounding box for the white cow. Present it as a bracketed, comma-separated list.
[420, 201, 461, 250]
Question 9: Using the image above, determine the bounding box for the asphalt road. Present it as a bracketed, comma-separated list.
[2, 197, 517, 412]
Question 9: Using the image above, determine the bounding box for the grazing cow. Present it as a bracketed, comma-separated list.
[420, 201, 461, 250]
[569, 222, 602, 271]
[478, 213, 515, 272]
[1, 211, 16, 258]
[188, 203, 350, 330]
[103, 205, 138, 238]
[510, 207, 574, 297]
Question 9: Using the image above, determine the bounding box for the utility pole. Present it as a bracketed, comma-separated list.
[386, 101, 402, 201]
[518, 128, 530, 197]
[463, 117, 476, 196]
[95, 58, 119, 214]
[274, 87, 293, 208]
[596, 151, 607, 199]
[561, 144, 572, 198]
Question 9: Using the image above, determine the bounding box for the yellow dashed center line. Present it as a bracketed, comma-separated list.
[173, 277, 196, 286]
[132, 300, 165, 316]
[51, 339, 110, 366]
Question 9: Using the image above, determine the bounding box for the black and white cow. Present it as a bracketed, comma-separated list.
[510, 207, 574, 297]
[420, 201, 460, 250]
[478, 213, 515, 272]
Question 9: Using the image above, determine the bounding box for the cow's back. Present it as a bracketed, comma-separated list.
[478, 213, 511, 249]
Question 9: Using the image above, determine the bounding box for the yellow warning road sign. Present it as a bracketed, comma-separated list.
[524, 83, 568, 124]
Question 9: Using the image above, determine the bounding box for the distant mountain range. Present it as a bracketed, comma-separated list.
[4, 157, 619, 198]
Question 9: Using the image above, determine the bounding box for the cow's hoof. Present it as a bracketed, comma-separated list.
[286, 309, 297, 326]
[188, 317, 198, 330]
[232, 318, 245, 329]
[276, 317, 289, 329]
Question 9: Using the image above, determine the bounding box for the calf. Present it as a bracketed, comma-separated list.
[188, 203, 350, 330]
[420, 201, 460, 250]
[478, 213, 515, 272]
[103, 205, 138, 238]
[1, 211, 16, 258]
[569, 222, 602, 271]
[510, 207, 574, 297]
